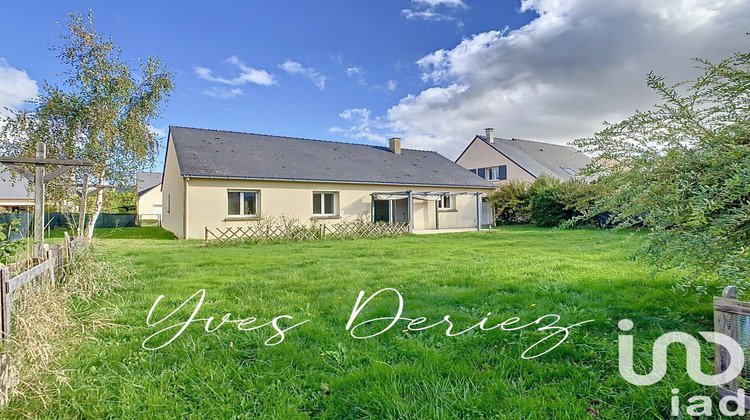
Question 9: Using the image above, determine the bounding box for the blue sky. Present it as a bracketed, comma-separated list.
[1, 0, 749, 169]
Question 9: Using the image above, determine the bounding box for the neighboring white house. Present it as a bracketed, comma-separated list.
[161, 126, 495, 239]
[136, 172, 163, 224]
[456, 128, 592, 185]
[0, 172, 33, 211]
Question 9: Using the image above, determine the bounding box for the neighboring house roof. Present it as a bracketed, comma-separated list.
[168, 126, 494, 189]
[466, 136, 591, 180]
[137, 172, 162, 196]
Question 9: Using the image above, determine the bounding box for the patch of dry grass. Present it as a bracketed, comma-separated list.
[0, 242, 131, 417]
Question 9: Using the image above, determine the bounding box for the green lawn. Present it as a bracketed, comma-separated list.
[45, 226, 176, 240]
[4, 227, 723, 419]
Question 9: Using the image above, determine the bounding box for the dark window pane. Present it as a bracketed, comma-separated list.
[243, 192, 256, 215]
[498, 165, 507, 180]
[313, 193, 322, 214]
[324, 193, 335, 214]
[469, 169, 477, 174]
[228, 192, 240, 215]
[477, 168, 486, 178]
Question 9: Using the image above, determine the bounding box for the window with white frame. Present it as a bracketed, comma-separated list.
[486, 165, 507, 181]
[313, 192, 338, 216]
[227, 190, 259, 217]
[437, 195, 454, 210]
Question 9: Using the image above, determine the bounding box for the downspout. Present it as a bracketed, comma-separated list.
[183, 177, 189, 239]
[475, 192, 481, 231]
[407, 190, 413, 233]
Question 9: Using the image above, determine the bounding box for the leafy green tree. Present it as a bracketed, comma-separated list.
[574, 51, 750, 287]
[0, 11, 174, 239]
[101, 189, 136, 214]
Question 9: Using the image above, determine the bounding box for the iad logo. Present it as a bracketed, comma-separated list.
[618, 319, 746, 417]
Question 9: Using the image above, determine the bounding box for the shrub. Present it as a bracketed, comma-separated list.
[486, 180, 530, 224]
[0, 220, 24, 264]
[525, 175, 569, 227]
[488, 175, 603, 227]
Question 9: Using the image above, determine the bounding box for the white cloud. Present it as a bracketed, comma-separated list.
[201, 87, 244, 99]
[402, 0, 466, 23]
[328, 108, 389, 144]
[195, 56, 275, 86]
[0, 58, 38, 118]
[377, 0, 750, 159]
[280, 60, 327, 90]
[148, 125, 167, 138]
[385, 80, 398, 91]
[414, 0, 465, 6]
[345, 67, 363, 77]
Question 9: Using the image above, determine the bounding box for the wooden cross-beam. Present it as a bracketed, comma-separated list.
[0, 157, 95, 166]
[0, 142, 96, 254]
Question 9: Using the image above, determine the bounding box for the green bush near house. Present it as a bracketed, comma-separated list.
[486, 180, 531, 224]
[487, 175, 602, 227]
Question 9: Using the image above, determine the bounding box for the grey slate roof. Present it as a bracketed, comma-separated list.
[480, 136, 591, 180]
[137, 172, 162, 196]
[169, 126, 494, 189]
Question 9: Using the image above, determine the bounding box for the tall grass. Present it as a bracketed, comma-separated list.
[1, 242, 131, 415]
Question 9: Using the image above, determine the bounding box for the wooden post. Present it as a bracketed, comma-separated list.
[33, 142, 45, 256]
[0, 352, 9, 406]
[0, 267, 10, 339]
[45, 249, 56, 288]
[63, 232, 71, 261]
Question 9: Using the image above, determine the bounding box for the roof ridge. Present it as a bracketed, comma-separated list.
[490, 136, 577, 149]
[169, 125, 438, 154]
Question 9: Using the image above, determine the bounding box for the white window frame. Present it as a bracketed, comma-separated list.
[227, 190, 260, 218]
[313, 191, 339, 217]
[437, 195, 455, 211]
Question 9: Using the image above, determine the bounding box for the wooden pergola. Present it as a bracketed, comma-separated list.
[0, 142, 94, 254]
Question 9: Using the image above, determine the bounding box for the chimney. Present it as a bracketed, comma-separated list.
[485, 128, 494, 143]
[389, 137, 402, 154]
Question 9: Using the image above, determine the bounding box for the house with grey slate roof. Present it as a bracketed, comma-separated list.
[455, 128, 592, 185]
[136, 171, 163, 224]
[161, 126, 495, 239]
[0, 172, 33, 210]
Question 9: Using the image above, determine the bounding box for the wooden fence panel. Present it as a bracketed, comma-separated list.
[713, 285, 750, 407]
[205, 221, 408, 244]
